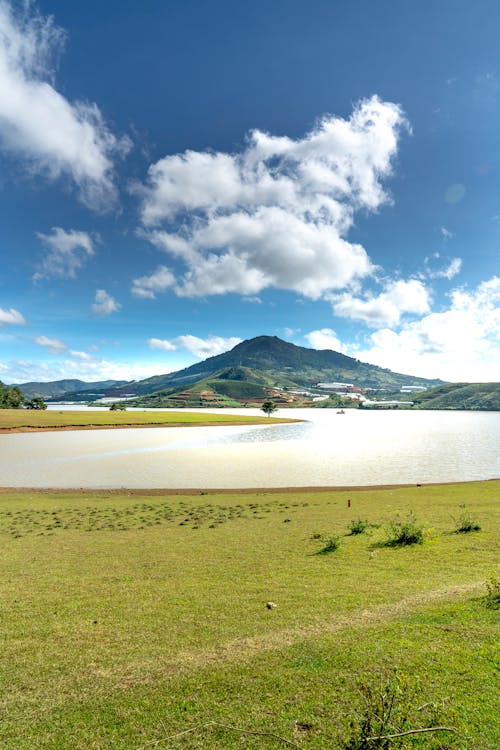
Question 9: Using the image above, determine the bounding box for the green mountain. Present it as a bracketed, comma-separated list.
[411, 382, 500, 410]
[119, 336, 446, 408]
[112, 336, 443, 400]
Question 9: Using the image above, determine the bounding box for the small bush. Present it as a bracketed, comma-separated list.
[384, 513, 424, 547]
[454, 511, 481, 533]
[484, 576, 500, 608]
[317, 535, 341, 554]
[342, 670, 455, 749]
[348, 518, 368, 535]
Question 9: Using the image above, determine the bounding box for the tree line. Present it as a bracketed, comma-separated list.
[0, 381, 46, 410]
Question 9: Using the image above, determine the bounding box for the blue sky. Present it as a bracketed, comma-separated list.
[0, 0, 499, 384]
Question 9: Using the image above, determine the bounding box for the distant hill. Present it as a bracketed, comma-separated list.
[13, 379, 126, 400]
[411, 382, 500, 410]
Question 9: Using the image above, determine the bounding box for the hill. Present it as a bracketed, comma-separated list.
[13, 379, 127, 400]
[412, 382, 500, 410]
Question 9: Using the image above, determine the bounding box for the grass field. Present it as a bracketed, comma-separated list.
[0, 481, 498, 749]
[0, 408, 294, 431]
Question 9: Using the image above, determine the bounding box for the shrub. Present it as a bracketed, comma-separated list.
[484, 576, 500, 608]
[342, 670, 455, 749]
[317, 535, 341, 554]
[348, 518, 369, 535]
[384, 513, 424, 547]
[454, 511, 481, 533]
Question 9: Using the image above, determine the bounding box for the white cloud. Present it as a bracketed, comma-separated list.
[356, 276, 500, 381]
[131, 265, 175, 299]
[429, 257, 462, 280]
[242, 296, 262, 304]
[0, 0, 129, 209]
[0, 306, 25, 325]
[134, 96, 407, 299]
[148, 338, 176, 351]
[441, 226, 453, 240]
[4, 357, 169, 384]
[69, 350, 93, 361]
[34, 227, 95, 280]
[34, 334, 67, 355]
[91, 289, 121, 316]
[148, 334, 242, 359]
[330, 279, 430, 327]
[304, 328, 346, 353]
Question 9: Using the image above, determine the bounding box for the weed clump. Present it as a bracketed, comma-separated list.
[484, 575, 500, 608]
[317, 535, 341, 554]
[348, 518, 369, 536]
[383, 514, 424, 547]
[454, 511, 481, 534]
[342, 670, 455, 749]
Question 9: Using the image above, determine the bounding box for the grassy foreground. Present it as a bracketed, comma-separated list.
[0, 408, 294, 432]
[0, 481, 498, 749]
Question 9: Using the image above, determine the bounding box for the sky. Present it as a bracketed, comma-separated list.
[0, 0, 499, 385]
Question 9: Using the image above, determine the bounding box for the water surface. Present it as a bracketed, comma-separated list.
[1, 408, 498, 488]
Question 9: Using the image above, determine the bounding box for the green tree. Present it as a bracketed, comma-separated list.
[261, 400, 277, 417]
[109, 402, 126, 411]
[25, 397, 47, 410]
[0, 381, 25, 409]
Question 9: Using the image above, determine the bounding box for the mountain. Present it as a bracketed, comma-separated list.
[108, 336, 444, 408]
[114, 335, 443, 398]
[13, 379, 127, 400]
[12, 337, 446, 405]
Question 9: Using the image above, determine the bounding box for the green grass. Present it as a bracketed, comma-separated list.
[0, 408, 294, 430]
[0, 481, 498, 748]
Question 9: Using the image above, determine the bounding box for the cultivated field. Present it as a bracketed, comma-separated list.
[0, 481, 498, 749]
[0, 409, 294, 432]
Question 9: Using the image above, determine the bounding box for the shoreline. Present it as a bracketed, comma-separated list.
[0, 418, 300, 434]
[0, 478, 497, 496]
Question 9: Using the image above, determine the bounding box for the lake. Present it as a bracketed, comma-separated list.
[1, 408, 499, 488]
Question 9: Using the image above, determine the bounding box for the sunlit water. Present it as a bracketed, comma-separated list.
[1, 408, 498, 488]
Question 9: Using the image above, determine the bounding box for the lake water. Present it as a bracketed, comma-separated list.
[1, 408, 499, 488]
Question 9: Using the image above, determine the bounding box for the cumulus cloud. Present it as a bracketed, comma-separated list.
[304, 328, 346, 353]
[0, 0, 129, 209]
[131, 265, 175, 299]
[134, 96, 407, 299]
[0, 306, 25, 325]
[34, 334, 67, 354]
[356, 276, 500, 380]
[148, 334, 242, 359]
[34, 227, 95, 280]
[91, 289, 121, 316]
[329, 279, 430, 327]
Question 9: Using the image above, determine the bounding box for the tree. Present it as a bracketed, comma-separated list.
[25, 396, 47, 410]
[261, 400, 277, 417]
[109, 402, 126, 411]
[0, 381, 25, 409]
